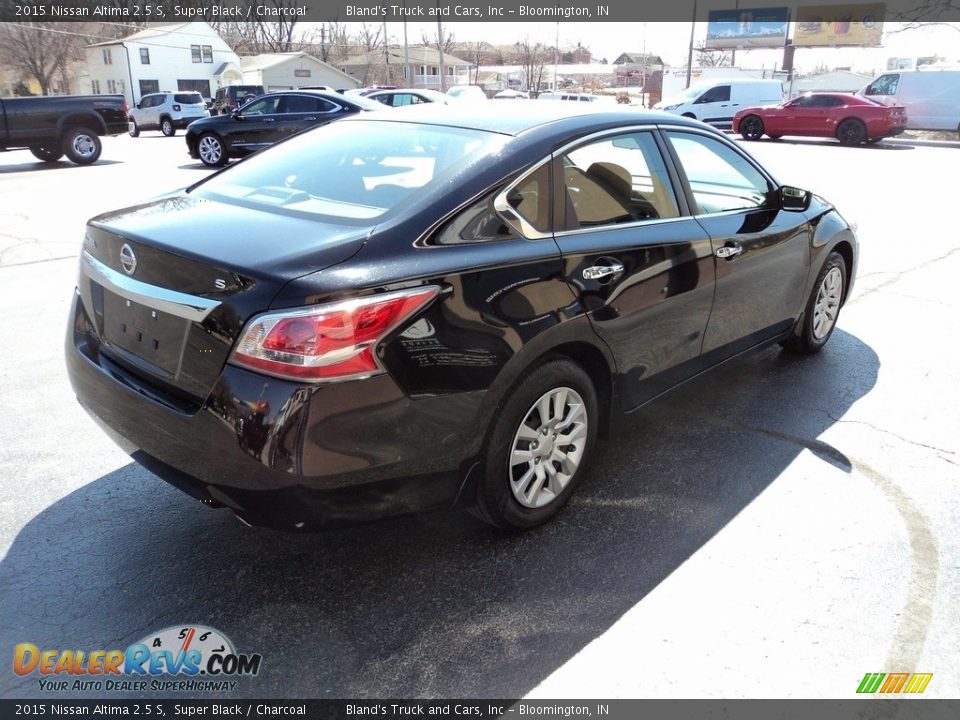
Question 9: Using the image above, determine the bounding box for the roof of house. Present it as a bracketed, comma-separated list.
[341, 46, 469, 68]
[88, 22, 194, 47]
[239, 52, 358, 84]
[614, 52, 665, 66]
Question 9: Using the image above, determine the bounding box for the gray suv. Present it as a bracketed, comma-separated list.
[211, 85, 266, 115]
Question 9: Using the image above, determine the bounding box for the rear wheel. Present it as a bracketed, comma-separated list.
[473, 358, 598, 529]
[128, 120, 140, 137]
[783, 252, 847, 354]
[197, 132, 228, 167]
[61, 127, 101, 165]
[160, 117, 176, 137]
[739, 115, 764, 141]
[837, 118, 866, 145]
[29, 146, 63, 162]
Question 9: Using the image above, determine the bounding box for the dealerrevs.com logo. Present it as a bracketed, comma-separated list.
[13, 625, 262, 693]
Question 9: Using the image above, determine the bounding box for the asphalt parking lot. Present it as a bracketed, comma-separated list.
[1, 130, 958, 699]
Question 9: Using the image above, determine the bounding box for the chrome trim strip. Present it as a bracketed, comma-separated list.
[493, 154, 554, 240]
[81, 250, 221, 323]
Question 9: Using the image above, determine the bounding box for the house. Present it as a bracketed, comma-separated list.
[613, 52, 665, 67]
[84, 22, 242, 105]
[239, 53, 360, 92]
[612, 52, 665, 90]
[339, 46, 471, 89]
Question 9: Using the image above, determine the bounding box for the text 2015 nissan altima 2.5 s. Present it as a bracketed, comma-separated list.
[66, 104, 858, 531]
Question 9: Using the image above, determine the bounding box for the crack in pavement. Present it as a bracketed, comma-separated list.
[849, 246, 960, 304]
[826, 414, 958, 458]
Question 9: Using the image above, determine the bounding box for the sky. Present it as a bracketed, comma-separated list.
[352, 21, 960, 74]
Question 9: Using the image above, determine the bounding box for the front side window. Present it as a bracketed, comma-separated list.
[241, 96, 281, 115]
[696, 85, 730, 103]
[560, 131, 679, 230]
[140, 48, 150, 64]
[865, 74, 899, 96]
[665, 131, 771, 214]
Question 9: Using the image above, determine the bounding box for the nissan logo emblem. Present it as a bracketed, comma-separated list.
[119, 243, 137, 275]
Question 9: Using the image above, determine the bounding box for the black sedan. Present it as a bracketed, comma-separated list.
[184, 89, 381, 167]
[67, 105, 857, 531]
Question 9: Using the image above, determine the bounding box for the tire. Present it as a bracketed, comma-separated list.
[197, 132, 228, 167]
[768, 134, 782, 140]
[160, 117, 176, 137]
[61, 127, 101, 165]
[128, 120, 140, 138]
[739, 114, 764, 141]
[783, 251, 847, 355]
[29, 146, 63, 162]
[836, 118, 866, 145]
[473, 358, 598, 529]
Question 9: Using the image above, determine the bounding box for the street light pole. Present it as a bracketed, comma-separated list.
[686, 0, 697, 89]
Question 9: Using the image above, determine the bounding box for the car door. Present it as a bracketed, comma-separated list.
[550, 128, 717, 410]
[275, 94, 342, 140]
[661, 128, 811, 360]
[790, 95, 833, 135]
[138, 94, 159, 128]
[229, 94, 284, 151]
[693, 84, 734, 128]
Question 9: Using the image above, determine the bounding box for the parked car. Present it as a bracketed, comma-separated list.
[211, 85, 265, 116]
[446, 85, 488, 102]
[654, 79, 783, 129]
[367, 88, 450, 106]
[185, 90, 381, 167]
[0, 94, 128, 165]
[537, 92, 598, 102]
[494, 89, 529, 99]
[858, 68, 960, 136]
[734, 92, 907, 145]
[344, 86, 398, 98]
[67, 104, 857, 531]
[128, 91, 209, 137]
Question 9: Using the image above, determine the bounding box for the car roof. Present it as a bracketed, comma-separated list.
[344, 102, 707, 136]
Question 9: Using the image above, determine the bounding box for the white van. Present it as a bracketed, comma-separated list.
[858, 69, 960, 134]
[654, 79, 783, 129]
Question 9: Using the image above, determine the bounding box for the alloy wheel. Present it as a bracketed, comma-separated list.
[71, 133, 97, 160]
[508, 386, 588, 509]
[812, 267, 843, 340]
[198, 136, 223, 165]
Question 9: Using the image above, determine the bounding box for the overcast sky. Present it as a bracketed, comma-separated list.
[359, 21, 960, 74]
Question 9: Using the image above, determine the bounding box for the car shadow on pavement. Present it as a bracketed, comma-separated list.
[0, 329, 878, 699]
[0, 160, 124, 175]
[760, 137, 915, 151]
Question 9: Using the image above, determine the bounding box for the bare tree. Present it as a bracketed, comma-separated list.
[420, 28, 457, 56]
[515, 37, 548, 94]
[694, 43, 732, 68]
[0, 23, 85, 95]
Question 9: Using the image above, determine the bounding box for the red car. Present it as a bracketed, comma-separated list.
[733, 92, 907, 145]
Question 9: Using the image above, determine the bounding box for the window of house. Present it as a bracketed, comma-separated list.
[140, 48, 150, 64]
[102, 49, 112, 65]
[139, 80, 160, 96]
[447, 67, 454, 76]
[664, 131, 771, 214]
[107, 79, 116, 94]
[202, 45, 213, 63]
[559, 131, 679, 230]
[91, 80, 100, 94]
[191, 45, 202, 63]
[177, 79, 212, 98]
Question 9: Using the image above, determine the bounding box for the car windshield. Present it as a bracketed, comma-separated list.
[191, 121, 507, 223]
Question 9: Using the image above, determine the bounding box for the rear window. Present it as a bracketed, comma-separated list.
[175, 93, 204, 104]
[191, 121, 507, 223]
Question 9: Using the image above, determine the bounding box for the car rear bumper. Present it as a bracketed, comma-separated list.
[66, 292, 484, 529]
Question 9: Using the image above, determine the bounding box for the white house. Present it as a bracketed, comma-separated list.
[339, 46, 471, 89]
[239, 53, 360, 92]
[84, 22, 242, 105]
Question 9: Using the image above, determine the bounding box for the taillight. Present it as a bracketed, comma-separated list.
[173, 104, 181, 111]
[123, 100, 129, 115]
[230, 286, 440, 382]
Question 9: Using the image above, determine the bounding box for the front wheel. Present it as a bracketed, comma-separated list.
[783, 252, 847, 354]
[197, 133, 228, 167]
[739, 115, 765, 141]
[61, 127, 101, 165]
[473, 358, 598, 529]
[128, 120, 140, 137]
[29, 146, 63, 162]
[160, 117, 176, 137]
[837, 118, 866, 145]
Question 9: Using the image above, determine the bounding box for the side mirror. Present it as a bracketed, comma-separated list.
[231, 109, 243, 120]
[780, 185, 811, 212]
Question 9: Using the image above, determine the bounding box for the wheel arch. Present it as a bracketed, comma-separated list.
[830, 239, 856, 306]
[57, 112, 106, 137]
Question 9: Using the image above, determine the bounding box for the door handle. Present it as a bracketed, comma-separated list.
[263, 118, 275, 122]
[582, 263, 624, 281]
[304, 117, 317, 121]
[715, 244, 743, 259]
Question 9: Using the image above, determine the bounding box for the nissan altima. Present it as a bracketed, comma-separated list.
[67, 104, 858, 530]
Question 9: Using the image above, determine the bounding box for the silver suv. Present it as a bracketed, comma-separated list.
[128, 92, 209, 137]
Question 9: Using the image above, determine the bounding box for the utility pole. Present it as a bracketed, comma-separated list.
[554, 22, 559, 91]
[686, 0, 697, 88]
[383, 19, 390, 84]
[403, 6, 410, 88]
[437, 16, 446, 92]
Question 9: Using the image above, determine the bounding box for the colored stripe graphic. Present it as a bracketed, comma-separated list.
[857, 672, 932, 694]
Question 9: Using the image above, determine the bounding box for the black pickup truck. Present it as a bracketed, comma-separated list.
[0, 94, 129, 165]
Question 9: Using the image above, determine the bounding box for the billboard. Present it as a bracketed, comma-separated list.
[705, 7, 790, 49]
[793, 4, 885, 46]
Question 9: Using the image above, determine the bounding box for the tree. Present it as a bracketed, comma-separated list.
[694, 43, 732, 68]
[515, 37, 548, 94]
[0, 23, 84, 96]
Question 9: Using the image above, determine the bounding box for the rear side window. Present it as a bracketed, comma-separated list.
[559, 131, 679, 230]
[281, 95, 337, 113]
[174, 93, 204, 105]
[665, 131, 771, 214]
[865, 74, 900, 96]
